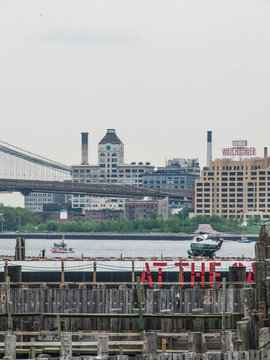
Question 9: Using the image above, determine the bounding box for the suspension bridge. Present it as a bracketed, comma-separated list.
[0, 140, 192, 201]
[0, 140, 71, 181]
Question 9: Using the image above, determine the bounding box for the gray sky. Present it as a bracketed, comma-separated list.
[1, 0, 270, 206]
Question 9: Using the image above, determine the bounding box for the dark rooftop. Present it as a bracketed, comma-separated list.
[99, 129, 123, 145]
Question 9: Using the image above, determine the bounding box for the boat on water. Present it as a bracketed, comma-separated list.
[187, 233, 223, 258]
[49, 237, 75, 254]
[238, 236, 252, 243]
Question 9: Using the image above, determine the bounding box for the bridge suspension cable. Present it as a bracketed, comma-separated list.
[0, 140, 71, 181]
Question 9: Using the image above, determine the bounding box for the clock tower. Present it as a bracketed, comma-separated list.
[98, 129, 124, 182]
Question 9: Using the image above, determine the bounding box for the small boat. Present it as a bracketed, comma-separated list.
[238, 236, 252, 243]
[49, 237, 74, 254]
[187, 233, 223, 258]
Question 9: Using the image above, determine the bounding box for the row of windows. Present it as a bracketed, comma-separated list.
[26, 194, 53, 198]
[204, 169, 270, 176]
[197, 193, 243, 197]
[100, 158, 118, 163]
[197, 188, 244, 192]
[198, 181, 270, 187]
[197, 208, 270, 213]
[221, 166, 249, 171]
[144, 185, 186, 189]
[197, 198, 244, 202]
[100, 153, 118, 157]
[197, 187, 270, 195]
[211, 166, 248, 171]
[202, 176, 270, 182]
[197, 196, 269, 201]
[73, 167, 148, 174]
[26, 207, 43, 211]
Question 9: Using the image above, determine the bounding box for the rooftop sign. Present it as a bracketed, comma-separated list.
[222, 147, 257, 157]
[222, 139, 257, 157]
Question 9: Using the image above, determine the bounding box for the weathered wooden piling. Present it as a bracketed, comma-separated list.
[242, 286, 255, 319]
[237, 320, 251, 351]
[29, 337, 35, 359]
[259, 224, 270, 246]
[61, 260, 65, 283]
[136, 277, 145, 339]
[60, 333, 72, 359]
[221, 330, 233, 353]
[258, 327, 270, 351]
[187, 332, 205, 353]
[4, 334, 16, 360]
[192, 308, 204, 332]
[110, 307, 122, 333]
[254, 261, 267, 321]
[255, 241, 266, 261]
[132, 261, 135, 289]
[116, 356, 129, 360]
[97, 335, 109, 358]
[93, 262, 97, 289]
[145, 332, 158, 358]
[250, 224, 270, 347]
[6, 265, 21, 283]
[14, 237, 25, 261]
[229, 266, 246, 287]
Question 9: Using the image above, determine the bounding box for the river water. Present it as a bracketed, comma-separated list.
[0, 237, 256, 259]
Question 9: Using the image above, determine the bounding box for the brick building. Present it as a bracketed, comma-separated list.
[125, 198, 169, 220]
[194, 147, 270, 221]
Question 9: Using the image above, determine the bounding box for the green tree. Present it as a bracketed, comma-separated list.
[0, 205, 41, 231]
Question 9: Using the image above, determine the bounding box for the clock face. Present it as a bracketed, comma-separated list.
[106, 144, 112, 152]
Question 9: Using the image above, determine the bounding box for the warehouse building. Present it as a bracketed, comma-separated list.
[194, 147, 270, 221]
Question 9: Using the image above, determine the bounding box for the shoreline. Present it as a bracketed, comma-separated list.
[0, 232, 259, 241]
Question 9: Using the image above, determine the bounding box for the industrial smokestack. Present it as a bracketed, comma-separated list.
[207, 131, 212, 168]
[264, 147, 268, 168]
[81, 132, 89, 165]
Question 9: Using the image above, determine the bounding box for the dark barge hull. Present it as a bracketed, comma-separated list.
[2, 261, 255, 286]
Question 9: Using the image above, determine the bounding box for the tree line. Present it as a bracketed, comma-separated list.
[0, 205, 243, 234]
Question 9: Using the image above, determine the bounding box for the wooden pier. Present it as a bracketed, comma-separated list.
[2, 226, 270, 358]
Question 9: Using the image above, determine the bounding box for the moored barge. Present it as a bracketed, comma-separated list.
[1, 256, 255, 285]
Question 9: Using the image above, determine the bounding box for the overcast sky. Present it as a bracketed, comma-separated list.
[1, 0, 270, 206]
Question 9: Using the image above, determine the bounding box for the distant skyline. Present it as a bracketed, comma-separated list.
[1, 0, 270, 206]
[0, 127, 266, 167]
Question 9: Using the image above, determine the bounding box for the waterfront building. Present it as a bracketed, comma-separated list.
[24, 192, 66, 213]
[125, 197, 169, 220]
[194, 147, 270, 221]
[84, 209, 124, 222]
[71, 129, 154, 209]
[142, 158, 199, 189]
[98, 128, 124, 182]
[166, 158, 200, 175]
[78, 197, 125, 211]
[142, 158, 200, 209]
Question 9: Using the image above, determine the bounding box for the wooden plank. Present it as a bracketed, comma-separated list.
[0, 312, 236, 318]
[146, 289, 153, 330]
[136, 277, 144, 339]
[0, 330, 141, 336]
[0, 330, 221, 338]
[0, 339, 144, 347]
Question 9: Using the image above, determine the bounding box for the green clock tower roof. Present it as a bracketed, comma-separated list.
[99, 129, 123, 145]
